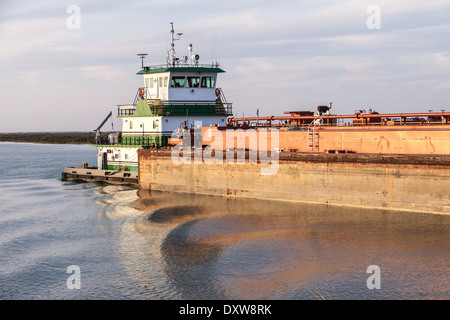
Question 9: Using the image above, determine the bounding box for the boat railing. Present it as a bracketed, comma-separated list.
[117, 105, 135, 116]
[226, 112, 450, 129]
[140, 63, 221, 71]
[118, 100, 233, 117]
[94, 131, 173, 147]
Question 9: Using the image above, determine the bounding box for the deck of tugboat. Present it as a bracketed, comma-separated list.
[62, 166, 138, 186]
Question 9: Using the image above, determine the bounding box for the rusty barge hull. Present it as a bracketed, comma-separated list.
[138, 150, 450, 215]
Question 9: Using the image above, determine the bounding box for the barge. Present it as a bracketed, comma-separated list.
[62, 23, 450, 215]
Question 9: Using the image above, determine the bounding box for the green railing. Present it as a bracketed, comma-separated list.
[121, 135, 169, 147]
[95, 133, 170, 148]
[118, 101, 232, 117]
[148, 102, 232, 116]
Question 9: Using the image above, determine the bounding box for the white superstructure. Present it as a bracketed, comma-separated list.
[95, 23, 232, 173]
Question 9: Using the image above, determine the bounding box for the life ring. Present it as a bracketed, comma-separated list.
[215, 88, 220, 97]
[139, 88, 145, 97]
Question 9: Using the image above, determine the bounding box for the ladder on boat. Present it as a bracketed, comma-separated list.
[307, 115, 323, 151]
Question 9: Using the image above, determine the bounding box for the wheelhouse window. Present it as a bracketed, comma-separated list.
[186, 76, 200, 88]
[148, 77, 154, 88]
[171, 76, 186, 88]
[159, 76, 168, 88]
[201, 77, 215, 88]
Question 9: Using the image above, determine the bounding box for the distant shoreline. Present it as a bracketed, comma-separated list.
[0, 132, 96, 145]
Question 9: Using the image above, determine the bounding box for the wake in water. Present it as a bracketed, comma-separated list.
[1, 177, 448, 300]
[93, 186, 450, 300]
[93, 184, 141, 219]
[1, 143, 447, 299]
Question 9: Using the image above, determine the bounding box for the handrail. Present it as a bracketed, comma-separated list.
[94, 131, 172, 147]
[118, 90, 233, 117]
[228, 111, 450, 128]
[229, 112, 450, 122]
[140, 63, 221, 70]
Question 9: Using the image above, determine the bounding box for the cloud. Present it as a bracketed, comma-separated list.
[0, 17, 81, 60]
[0, 0, 449, 131]
[82, 65, 125, 83]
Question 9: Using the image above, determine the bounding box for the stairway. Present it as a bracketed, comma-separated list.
[307, 116, 322, 151]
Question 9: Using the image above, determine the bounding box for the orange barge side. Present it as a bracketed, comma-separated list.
[200, 111, 450, 155]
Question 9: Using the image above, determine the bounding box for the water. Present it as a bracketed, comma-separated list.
[0, 142, 448, 300]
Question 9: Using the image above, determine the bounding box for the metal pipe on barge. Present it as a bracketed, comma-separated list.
[228, 111, 450, 123]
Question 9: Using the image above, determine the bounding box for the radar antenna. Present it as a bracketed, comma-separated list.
[137, 53, 148, 69]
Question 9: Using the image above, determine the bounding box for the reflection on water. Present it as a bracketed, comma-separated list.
[113, 188, 450, 300]
[2, 142, 446, 299]
[0, 176, 448, 300]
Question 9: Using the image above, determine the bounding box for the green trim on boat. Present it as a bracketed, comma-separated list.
[134, 98, 153, 117]
[136, 66, 225, 74]
[119, 102, 231, 117]
[107, 164, 138, 172]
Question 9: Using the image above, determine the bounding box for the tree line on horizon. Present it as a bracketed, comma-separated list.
[0, 132, 96, 144]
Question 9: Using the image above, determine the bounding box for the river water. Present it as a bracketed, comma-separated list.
[0, 142, 448, 300]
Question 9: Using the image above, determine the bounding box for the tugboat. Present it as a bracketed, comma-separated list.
[62, 22, 232, 185]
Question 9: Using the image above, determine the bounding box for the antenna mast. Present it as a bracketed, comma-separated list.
[167, 22, 183, 66]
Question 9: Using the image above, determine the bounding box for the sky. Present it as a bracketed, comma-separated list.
[0, 0, 449, 132]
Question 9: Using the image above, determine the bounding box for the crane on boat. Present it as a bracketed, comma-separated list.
[94, 111, 112, 145]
